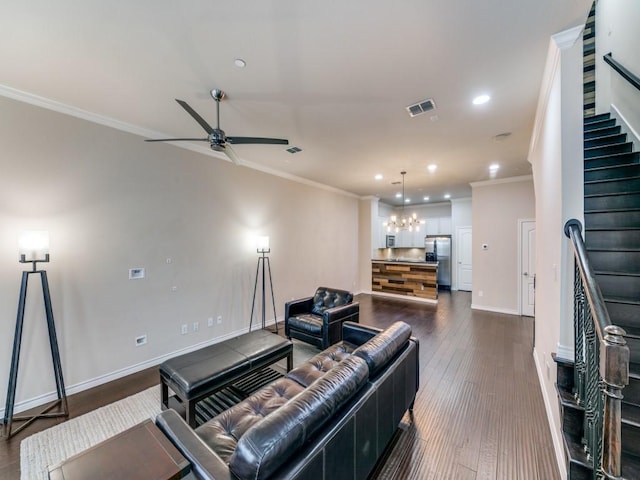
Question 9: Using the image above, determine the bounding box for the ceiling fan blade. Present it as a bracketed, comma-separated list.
[145, 138, 209, 142]
[212, 144, 240, 165]
[226, 136, 289, 145]
[175, 99, 215, 134]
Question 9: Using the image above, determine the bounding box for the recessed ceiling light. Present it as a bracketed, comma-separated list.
[395, 193, 402, 198]
[489, 163, 500, 171]
[375, 174, 383, 180]
[405, 198, 411, 203]
[423, 196, 430, 201]
[234, 58, 246, 68]
[428, 164, 437, 173]
[472, 94, 490, 105]
[444, 193, 451, 199]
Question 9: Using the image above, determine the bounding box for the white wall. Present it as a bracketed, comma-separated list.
[470, 177, 535, 314]
[0, 95, 360, 414]
[527, 25, 585, 479]
[596, 0, 640, 145]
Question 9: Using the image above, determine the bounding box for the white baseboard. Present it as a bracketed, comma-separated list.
[533, 347, 567, 480]
[556, 343, 574, 362]
[0, 320, 280, 418]
[470, 304, 519, 316]
[611, 103, 640, 151]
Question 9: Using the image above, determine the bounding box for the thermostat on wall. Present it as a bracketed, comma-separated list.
[128, 267, 145, 280]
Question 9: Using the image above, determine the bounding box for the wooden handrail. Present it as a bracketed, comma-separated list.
[603, 52, 640, 92]
[564, 219, 629, 479]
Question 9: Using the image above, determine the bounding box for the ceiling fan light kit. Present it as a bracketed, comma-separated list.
[383, 171, 424, 233]
[145, 89, 288, 165]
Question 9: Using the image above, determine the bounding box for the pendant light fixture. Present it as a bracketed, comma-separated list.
[384, 171, 424, 233]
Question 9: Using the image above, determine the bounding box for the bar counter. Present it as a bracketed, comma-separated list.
[371, 260, 438, 300]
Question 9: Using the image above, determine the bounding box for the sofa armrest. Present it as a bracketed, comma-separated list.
[156, 409, 233, 480]
[341, 321, 381, 346]
[285, 296, 314, 318]
[322, 302, 360, 325]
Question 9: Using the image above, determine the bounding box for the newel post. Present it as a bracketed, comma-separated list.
[600, 325, 629, 479]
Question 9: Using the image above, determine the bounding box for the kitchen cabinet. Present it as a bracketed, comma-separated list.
[425, 217, 452, 235]
[395, 228, 424, 248]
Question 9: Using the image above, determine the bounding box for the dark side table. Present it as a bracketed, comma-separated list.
[47, 419, 190, 480]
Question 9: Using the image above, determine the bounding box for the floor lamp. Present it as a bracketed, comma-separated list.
[249, 236, 278, 333]
[2, 231, 68, 440]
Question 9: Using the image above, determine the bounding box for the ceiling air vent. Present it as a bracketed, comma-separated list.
[286, 146, 302, 154]
[406, 98, 436, 118]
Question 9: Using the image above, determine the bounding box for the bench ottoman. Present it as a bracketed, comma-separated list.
[159, 329, 293, 427]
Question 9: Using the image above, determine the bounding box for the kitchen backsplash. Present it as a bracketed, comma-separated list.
[374, 247, 425, 261]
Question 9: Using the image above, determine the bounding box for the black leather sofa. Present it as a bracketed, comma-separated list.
[285, 287, 360, 349]
[156, 321, 419, 480]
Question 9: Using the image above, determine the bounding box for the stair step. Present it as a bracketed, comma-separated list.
[588, 249, 640, 274]
[557, 385, 584, 437]
[586, 228, 640, 250]
[595, 271, 640, 300]
[584, 118, 617, 131]
[584, 161, 640, 182]
[585, 209, 640, 228]
[563, 432, 593, 480]
[585, 191, 640, 210]
[585, 125, 622, 139]
[584, 114, 610, 125]
[585, 133, 628, 148]
[585, 142, 633, 159]
[622, 454, 640, 480]
[584, 176, 640, 195]
[622, 416, 640, 457]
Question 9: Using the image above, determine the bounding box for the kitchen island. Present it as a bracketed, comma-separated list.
[371, 260, 438, 301]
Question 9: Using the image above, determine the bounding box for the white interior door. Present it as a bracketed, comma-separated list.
[520, 221, 536, 316]
[456, 227, 472, 291]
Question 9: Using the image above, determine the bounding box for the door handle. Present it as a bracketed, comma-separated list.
[523, 272, 528, 276]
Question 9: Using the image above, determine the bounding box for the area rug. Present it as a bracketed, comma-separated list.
[20, 385, 161, 480]
[20, 338, 319, 480]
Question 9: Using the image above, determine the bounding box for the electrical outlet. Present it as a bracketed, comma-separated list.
[135, 335, 147, 346]
[181, 324, 188, 335]
[207, 317, 214, 327]
[193, 321, 199, 332]
[217, 315, 222, 325]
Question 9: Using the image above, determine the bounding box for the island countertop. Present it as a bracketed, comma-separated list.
[371, 260, 438, 300]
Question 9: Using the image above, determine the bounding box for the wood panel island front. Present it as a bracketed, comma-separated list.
[371, 260, 438, 300]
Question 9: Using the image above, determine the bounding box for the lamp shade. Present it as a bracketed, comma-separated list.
[19, 230, 49, 261]
[256, 236, 270, 252]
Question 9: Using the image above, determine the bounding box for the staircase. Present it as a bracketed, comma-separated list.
[556, 113, 640, 479]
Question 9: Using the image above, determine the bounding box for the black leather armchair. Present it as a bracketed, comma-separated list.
[285, 287, 359, 349]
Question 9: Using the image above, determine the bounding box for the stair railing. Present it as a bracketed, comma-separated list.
[564, 219, 629, 479]
[603, 52, 640, 92]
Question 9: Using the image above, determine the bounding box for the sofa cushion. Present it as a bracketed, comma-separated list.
[311, 287, 353, 316]
[195, 378, 305, 463]
[353, 321, 411, 377]
[286, 342, 356, 387]
[229, 355, 369, 480]
[286, 314, 323, 335]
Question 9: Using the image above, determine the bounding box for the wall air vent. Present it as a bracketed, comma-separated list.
[406, 98, 436, 118]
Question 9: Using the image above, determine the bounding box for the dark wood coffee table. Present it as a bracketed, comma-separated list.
[47, 419, 190, 480]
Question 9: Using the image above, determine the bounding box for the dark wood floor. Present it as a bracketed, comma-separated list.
[0, 291, 558, 480]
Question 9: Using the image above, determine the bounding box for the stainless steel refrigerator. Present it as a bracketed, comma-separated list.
[424, 235, 452, 290]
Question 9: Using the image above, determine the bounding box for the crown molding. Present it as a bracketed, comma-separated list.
[470, 175, 533, 188]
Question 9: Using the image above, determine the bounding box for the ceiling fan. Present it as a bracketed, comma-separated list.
[145, 89, 289, 164]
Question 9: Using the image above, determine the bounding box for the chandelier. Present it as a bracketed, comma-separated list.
[384, 171, 424, 233]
